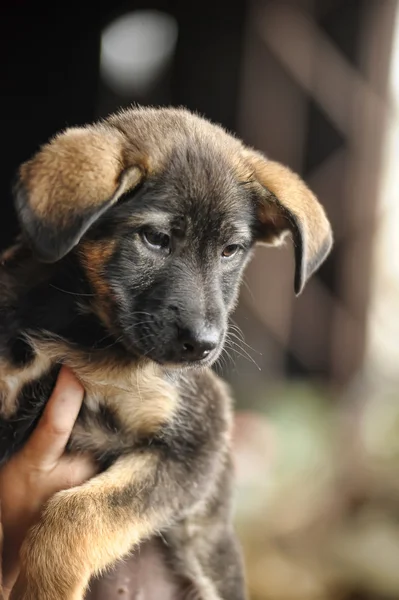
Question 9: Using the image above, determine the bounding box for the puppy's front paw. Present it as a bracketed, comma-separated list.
[10, 574, 84, 600]
[9, 567, 86, 600]
[9, 574, 39, 600]
[10, 490, 92, 600]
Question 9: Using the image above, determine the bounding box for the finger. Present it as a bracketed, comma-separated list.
[22, 366, 85, 467]
[56, 455, 99, 489]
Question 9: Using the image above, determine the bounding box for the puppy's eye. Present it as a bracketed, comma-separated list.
[222, 244, 240, 259]
[141, 228, 170, 252]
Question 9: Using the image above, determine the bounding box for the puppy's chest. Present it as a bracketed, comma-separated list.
[71, 366, 178, 457]
[0, 342, 179, 463]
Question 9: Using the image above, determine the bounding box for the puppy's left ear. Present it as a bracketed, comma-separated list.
[243, 150, 333, 295]
[14, 125, 144, 262]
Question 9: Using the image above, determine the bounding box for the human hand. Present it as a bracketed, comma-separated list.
[0, 367, 97, 598]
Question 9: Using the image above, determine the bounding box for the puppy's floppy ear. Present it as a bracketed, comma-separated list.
[243, 149, 332, 295]
[14, 125, 144, 262]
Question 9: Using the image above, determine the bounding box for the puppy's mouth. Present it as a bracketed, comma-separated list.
[137, 345, 222, 370]
[120, 330, 224, 369]
[161, 346, 222, 370]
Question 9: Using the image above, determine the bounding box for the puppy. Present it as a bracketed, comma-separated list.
[0, 107, 332, 600]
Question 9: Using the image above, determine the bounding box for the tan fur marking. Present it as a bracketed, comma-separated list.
[21, 127, 123, 219]
[79, 240, 116, 296]
[19, 127, 144, 228]
[0, 243, 22, 266]
[0, 333, 178, 450]
[29, 338, 179, 437]
[242, 150, 332, 292]
[78, 239, 118, 329]
[247, 154, 331, 255]
[0, 353, 52, 418]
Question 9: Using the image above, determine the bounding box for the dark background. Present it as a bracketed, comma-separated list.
[0, 0, 378, 386]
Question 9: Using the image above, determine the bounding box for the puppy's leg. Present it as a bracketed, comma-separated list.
[185, 531, 246, 600]
[10, 452, 163, 600]
[10, 448, 215, 600]
[211, 531, 247, 600]
[167, 527, 246, 600]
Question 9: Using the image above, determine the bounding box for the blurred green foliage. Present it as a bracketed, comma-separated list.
[233, 380, 399, 599]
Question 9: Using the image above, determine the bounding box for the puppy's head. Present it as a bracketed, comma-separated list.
[14, 107, 332, 367]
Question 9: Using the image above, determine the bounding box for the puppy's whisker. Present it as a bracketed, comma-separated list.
[123, 320, 155, 332]
[49, 284, 95, 297]
[217, 352, 230, 373]
[240, 278, 256, 303]
[229, 319, 244, 333]
[224, 347, 237, 371]
[227, 322, 262, 356]
[227, 331, 262, 356]
[128, 311, 154, 319]
[224, 339, 262, 371]
[227, 326, 246, 345]
[228, 322, 246, 342]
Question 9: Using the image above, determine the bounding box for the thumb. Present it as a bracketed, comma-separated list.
[21, 366, 84, 468]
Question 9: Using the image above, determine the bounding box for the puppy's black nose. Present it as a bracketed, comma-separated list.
[178, 326, 219, 362]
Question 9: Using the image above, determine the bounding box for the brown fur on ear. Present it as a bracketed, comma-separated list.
[14, 125, 144, 262]
[243, 149, 333, 295]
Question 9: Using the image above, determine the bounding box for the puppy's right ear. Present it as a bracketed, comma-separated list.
[14, 125, 144, 262]
[242, 149, 332, 295]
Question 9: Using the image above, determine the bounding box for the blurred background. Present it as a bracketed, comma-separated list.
[1, 0, 399, 598]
